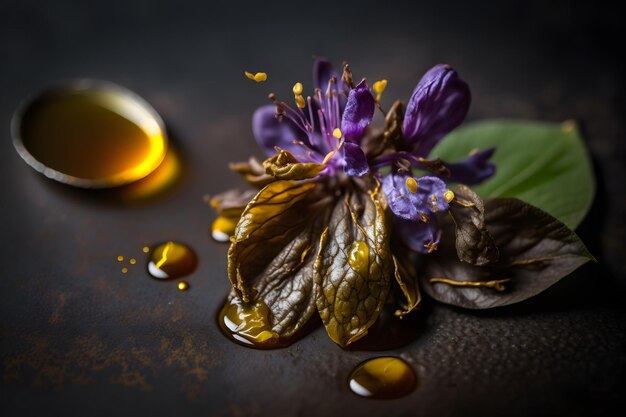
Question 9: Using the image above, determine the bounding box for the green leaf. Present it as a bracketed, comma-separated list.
[314, 185, 392, 347]
[420, 198, 595, 309]
[431, 120, 595, 229]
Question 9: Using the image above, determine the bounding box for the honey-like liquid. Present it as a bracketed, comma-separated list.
[217, 296, 281, 348]
[147, 241, 197, 280]
[210, 216, 238, 243]
[348, 356, 417, 399]
[14, 81, 167, 188]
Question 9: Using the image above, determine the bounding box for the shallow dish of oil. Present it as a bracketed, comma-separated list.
[11, 79, 168, 188]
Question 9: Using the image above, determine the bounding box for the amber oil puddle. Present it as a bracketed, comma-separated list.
[348, 356, 417, 399]
[147, 241, 197, 280]
[12, 80, 167, 188]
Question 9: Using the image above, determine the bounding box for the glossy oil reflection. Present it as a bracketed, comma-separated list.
[12, 80, 167, 188]
[147, 241, 197, 280]
[218, 296, 280, 348]
[348, 356, 417, 399]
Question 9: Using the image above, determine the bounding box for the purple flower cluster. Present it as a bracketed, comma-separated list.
[251, 59, 495, 254]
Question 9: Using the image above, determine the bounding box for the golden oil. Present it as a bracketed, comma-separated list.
[348, 356, 417, 399]
[147, 241, 197, 280]
[12, 80, 167, 188]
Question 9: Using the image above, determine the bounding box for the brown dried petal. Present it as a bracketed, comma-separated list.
[262, 149, 324, 180]
[449, 185, 499, 265]
[314, 186, 392, 347]
[421, 198, 595, 309]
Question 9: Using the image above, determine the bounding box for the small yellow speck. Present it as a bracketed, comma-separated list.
[245, 71, 267, 82]
[444, 190, 455, 203]
[117, 256, 124, 262]
[405, 177, 418, 194]
[121, 267, 128, 274]
[292, 82, 303, 95]
[295, 94, 306, 108]
[142, 246, 150, 253]
[373, 79, 387, 94]
[332, 128, 342, 139]
[431, 194, 438, 203]
[129, 258, 136, 265]
[178, 281, 189, 291]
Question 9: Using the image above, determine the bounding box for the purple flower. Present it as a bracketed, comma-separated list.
[249, 60, 495, 254]
[251, 58, 375, 177]
[377, 64, 495, 252]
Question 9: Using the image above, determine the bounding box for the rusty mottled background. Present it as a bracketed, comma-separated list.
[1, 0, 625, 416]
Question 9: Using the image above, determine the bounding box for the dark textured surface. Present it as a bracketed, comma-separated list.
[1, 1, 625, 416]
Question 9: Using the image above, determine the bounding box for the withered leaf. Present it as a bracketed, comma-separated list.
[416, 157, 452, 177]
[250, 216, 328, 338]
[449, 185, 499, 266]
[421, 198, 595, 309]
[263, 149, 325, 180]
[391, 242, 422, 317]
[209, 189, 258, 242]
[229, 157, 276, 188]
[383, 100, 404, 148]
[209, 189, 257, 218]
[228, 180, 330, 303]
[314, 184, 392, 347]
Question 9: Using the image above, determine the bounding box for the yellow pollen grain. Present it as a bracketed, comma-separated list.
[121, 267, 128, 274]
[244, 71, 267, 82]
[444, 190, 455, 203]
[142, 246, 150, 253]
[117, 255, 124, 262]
[431, 194, 438, 203]
[178, 281, 189, 291]
[292, 82, 303, 95]
[295, 94, 306, 108]
[373, 79, 387, 94]
[129, 258, 137, 265]
[405, 177, 418, 194]
[332, 128, 342, 139]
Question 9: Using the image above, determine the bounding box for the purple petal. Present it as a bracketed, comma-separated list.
[443, 148, 496, 185]
[402, 64, 470, 156]
[313, 57, 338, 91]
[396, 217, 442, 254]
[341, 80, 376, 142]
[381, 173, 449, 221]
[313, 57, 346, 110]
[252, 105, 311, 158]
[343, 142, 369, 177]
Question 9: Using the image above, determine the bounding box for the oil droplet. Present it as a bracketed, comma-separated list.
[12, 80, 167, 188]
[211, 216, 237, 243]
[117, 255, 124, 262]
[348, 241, 370, 276]
[177, 281, 189, 291]
[348, 357, 417, 399]
[218, 296, 280, 348]
[142, 246, 150, 253]
[147, 241, 197, 280]
[129, 258, 136, 265]
[121, 267, 128, 274]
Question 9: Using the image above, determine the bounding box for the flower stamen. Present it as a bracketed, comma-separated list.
[373, 79, 387, 103]
[444, 190, 455, 203]
[244, 71, 267, 82]
[405, 177, 418, 193]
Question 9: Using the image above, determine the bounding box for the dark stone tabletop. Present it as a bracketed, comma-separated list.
[1, 1, 624, 416]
